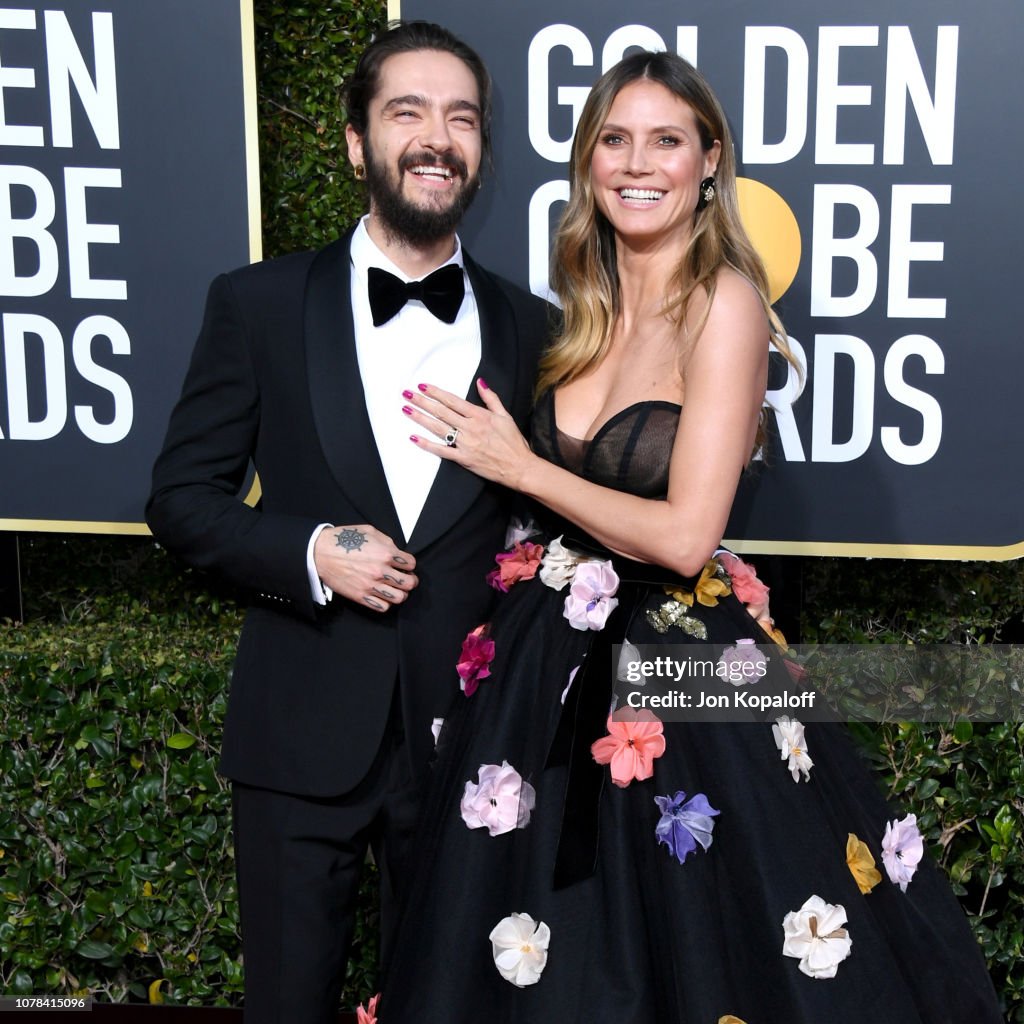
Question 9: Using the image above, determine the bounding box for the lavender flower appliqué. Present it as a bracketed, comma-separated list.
[654, 790, 720, 864]
[881, 813, 924, 892]
[563, 559, 620, 631]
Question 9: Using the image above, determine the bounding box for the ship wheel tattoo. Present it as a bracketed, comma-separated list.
[335, 527, 367, 552]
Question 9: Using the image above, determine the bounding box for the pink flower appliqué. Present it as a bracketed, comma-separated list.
[356, 994, 380, 1024]
[461, 761, 537, 836]
[563, 560, 620, 631]
[457, 625, 495, 697]
[881, 813, 924, 892]
[590, 709, 666, 787]
[486, 541, 545, 592]
[716, 550, 771, 622]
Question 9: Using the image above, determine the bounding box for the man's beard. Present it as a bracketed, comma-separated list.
[363, 140, 480, 247]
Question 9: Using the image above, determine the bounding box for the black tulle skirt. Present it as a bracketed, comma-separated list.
[379, 551, 1002, 1023]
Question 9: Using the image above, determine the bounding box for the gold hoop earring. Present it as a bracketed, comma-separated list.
[353, 163, 366, 181]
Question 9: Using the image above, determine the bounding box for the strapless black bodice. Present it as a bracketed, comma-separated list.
[532, 390, 681, 498]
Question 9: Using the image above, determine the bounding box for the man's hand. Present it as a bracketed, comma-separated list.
[313, 525, 417, 612]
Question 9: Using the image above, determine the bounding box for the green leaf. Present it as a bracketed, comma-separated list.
[995, 804, 1017, 844]
[953, 719, 974, 743]
[76, 939, 114, 959]
[166, 733, 196, 750]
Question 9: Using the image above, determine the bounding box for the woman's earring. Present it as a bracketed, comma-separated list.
[353, 163, 366, 181]
[697, 175, 716, 210]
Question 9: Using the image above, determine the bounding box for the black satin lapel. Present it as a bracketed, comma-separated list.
[305, 236, 404, 543]
[407, 257, 521, 553]
[470, 257, 522, 425]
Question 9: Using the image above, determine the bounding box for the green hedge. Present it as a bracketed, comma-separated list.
[0, 598, 243, 1003]
[1, 0, 1023, 1017]
[803, 556, 1024, 1019]
[0, 540, 381, 1006]
[256, 0, 383, 257]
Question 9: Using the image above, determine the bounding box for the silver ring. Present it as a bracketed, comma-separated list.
[444, 426, 459, 447]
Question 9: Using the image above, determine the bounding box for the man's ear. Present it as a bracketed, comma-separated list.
[345, 123, 364, 169]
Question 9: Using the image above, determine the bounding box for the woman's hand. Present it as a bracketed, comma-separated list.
[402, 379, 535, 490]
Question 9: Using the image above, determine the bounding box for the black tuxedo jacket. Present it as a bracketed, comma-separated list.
[147, 231, 548, 797]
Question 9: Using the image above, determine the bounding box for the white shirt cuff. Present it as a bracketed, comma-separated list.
[308, 523, 334, 604]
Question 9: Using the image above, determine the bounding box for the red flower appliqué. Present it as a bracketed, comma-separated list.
[457, 625, 495, 697]
[486, 541, 545, 592]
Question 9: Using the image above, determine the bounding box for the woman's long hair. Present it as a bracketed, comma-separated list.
[539, 51, 796, 401]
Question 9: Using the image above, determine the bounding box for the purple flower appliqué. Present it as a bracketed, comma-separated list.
[654, 790, 720, 864]
[563, 560, 620, 631]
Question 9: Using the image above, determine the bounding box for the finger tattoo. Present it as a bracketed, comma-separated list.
[373, 587, 396, 601]
[382, 573, 403, 586]
[363, 595, 385, 611]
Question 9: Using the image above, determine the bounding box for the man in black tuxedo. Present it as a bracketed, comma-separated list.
[147, 21, 547, 1023]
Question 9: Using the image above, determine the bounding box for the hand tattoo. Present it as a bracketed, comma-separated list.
[335, 527, 367, 552]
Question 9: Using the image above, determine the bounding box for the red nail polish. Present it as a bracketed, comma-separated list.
[478, 377, 489, 390]
[417, 383, 428, 392]
[402, 389, 414, 399]
[402, 405, 413, 415]
[409, 435, 419, 443]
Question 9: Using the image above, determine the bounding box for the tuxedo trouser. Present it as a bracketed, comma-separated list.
[231, 687, 420, 1024]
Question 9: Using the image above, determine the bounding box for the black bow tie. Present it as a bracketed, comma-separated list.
[367, 264, 465, 327]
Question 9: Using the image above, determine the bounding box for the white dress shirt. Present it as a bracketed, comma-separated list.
[307, 217, 482, 602]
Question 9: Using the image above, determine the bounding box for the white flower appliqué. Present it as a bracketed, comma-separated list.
[772, 715, 813, 782]
[505, 515, 539, 549]
[782, 895, 852, 979]
[489, 912, 551, 987]
[537, 535, 579, 591]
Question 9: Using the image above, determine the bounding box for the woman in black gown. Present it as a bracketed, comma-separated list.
[381, 51, 1002, 1023]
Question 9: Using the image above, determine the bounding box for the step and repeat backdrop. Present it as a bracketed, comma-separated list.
[0, 0, 258, 533]
[394, 0, 1022, 557]
[1, 1, 1019, 557]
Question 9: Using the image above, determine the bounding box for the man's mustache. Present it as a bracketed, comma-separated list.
[398, 150, 470, 180]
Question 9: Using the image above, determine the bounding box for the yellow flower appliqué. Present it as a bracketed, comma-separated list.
[666, 559, 731, 608]
[759, 619, 789, 651]
[846, 832, 882, 894]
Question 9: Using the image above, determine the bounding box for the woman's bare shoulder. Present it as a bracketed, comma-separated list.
[685, 267, 768, 363]
[709, 266, 765, 320]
